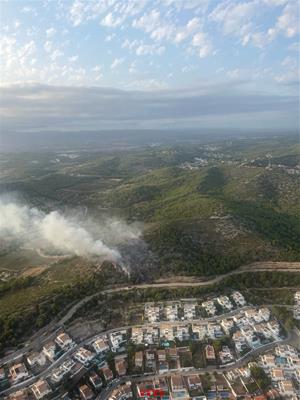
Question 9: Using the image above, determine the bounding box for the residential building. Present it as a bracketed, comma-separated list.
[30, 379, 52, 400]
[187, 374, 202, 391]
[278, 380, 296, 397]
[219, 346, 234, 364]
[294, 291, 300, 320]
[165, 303, 179, 321]
[92, 336, 110, 354]
[89, 372, 102, 390]
[231, 291, 246, 307]
[79, 384, 94, 400]
[160, 324, 174, 341]
[205, 345, 216, 362]
[183, 302, 197, 320]
[238, 367, 251, 378]
[275, 345, 298, 359]
[51, 366, 67, 383]
[217, 296, 233, 310]
[51, 359, 76, 383]
[157, 349, 166, 362]
[145, 303, 161, 322]
[136, 381, 154, 398]
[115, 356, 127, 376]
[153, 377, 169, 393]
[26, 352, 46, 367]
[259, 308, 271, 322]
[158, 360, 169, 373]
[192, 324, 207, 340]
[9, 363, 29, 383]
[109, 382, 132, 400]
[168, 347, 178, 360]
[42, 341, 56, 361]
[220, 319, 234, 335]
[174, 325, 190, 341]
[8, 390, 29, 400]
[232, 330, 247, 353]
[170, 375, 185, 391]
[55, 332, 74, 350]
[207, 323, 223, 339]
[267, 320, 280, 339]
[270, 368, 284, 381]
[260, 354, 276, 369]
[101, 365, 114, 382]
[145, 350, 156, 370]
[202, 300, 216, 316]
[109, 330, 127, 352]
[74, 347, 94, 366]
[170, 375, 189, 400]
[144, 326, 159, 345]
[131, 327, 143, 345]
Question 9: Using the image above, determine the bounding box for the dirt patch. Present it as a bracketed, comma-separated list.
[67, 319, 104, 342]
[240, 261, 300, 271]
[153, 275, 210, 284]
[22, 266, 48, 277]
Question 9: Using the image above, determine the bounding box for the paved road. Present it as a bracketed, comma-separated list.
[1, 261, 299, 366]
[58, 263, 300, 326]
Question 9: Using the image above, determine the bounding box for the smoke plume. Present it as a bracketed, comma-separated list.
[0, 198, 141, 262]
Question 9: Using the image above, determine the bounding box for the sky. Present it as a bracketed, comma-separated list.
[0, 0, 299, 135]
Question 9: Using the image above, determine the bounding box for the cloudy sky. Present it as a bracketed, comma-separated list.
[0, 0, 299, 134]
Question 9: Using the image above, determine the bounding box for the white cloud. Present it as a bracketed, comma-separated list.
[122, 38, 139, 50]
[132, 9, 161, 33]
[50, 49, 63, 61]
[0, 37, 37, 81]
[129, 61, 137, 74]
[271, 2, 299, 38]
[68, 55, 79, 63]
[209, 0, 257, 45]
[44, 41, 53, 53]
[262, 0, 288, 5]
[101, 12, 124, 28]
[111, 57, 124, 69]
[275, 56, 300, 83]
[151, 25, 174, 41]
[69, 0, 86, 26]
[46, 27, 56, 38]
[92, 65, 102, 72]
[14, 20, 21, 29]
[242, 1, 299, 48]
[92, 65, 103, 80]
[136, 43, 165, 56]
[192, 32, 214, 58]
[105, 33, 116, 42]
[174, 17, 200, 43]
[124, 78, 168, 90]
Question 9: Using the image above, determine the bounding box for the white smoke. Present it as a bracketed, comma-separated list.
[0, 198, 141, 261]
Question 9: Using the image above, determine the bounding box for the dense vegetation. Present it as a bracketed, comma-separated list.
[250, 366, 271, 390]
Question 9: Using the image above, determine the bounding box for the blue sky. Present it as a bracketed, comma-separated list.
[0, 0, 299, 133]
